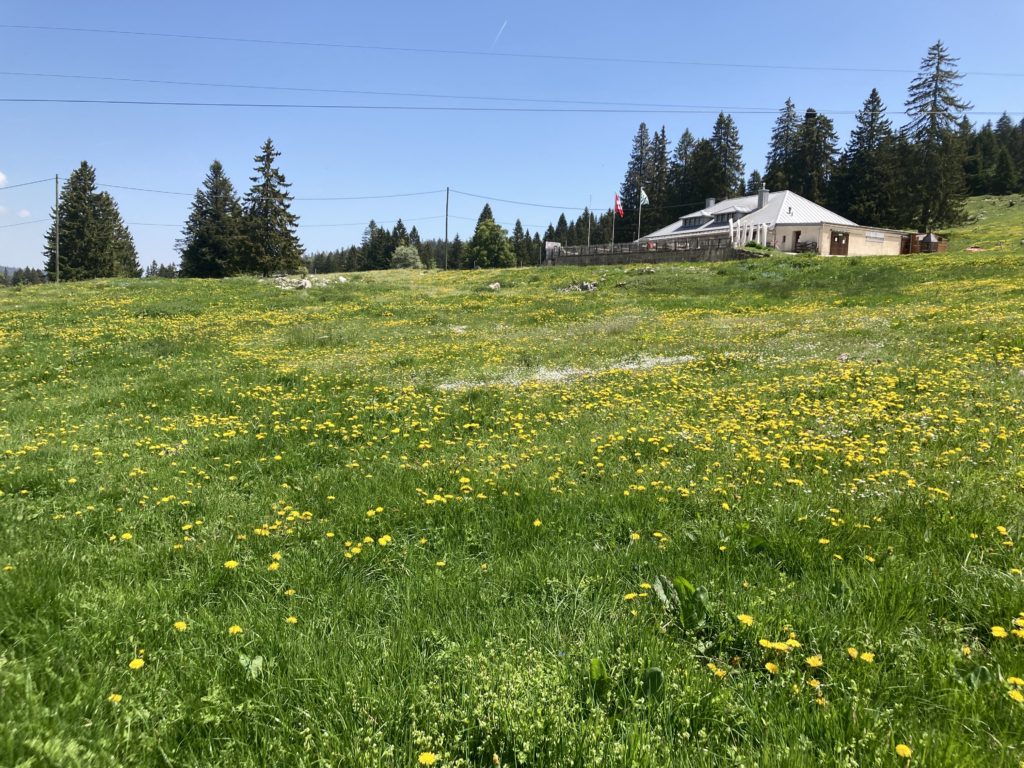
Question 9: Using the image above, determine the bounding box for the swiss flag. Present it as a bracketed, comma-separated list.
[614, 193, 624, 218]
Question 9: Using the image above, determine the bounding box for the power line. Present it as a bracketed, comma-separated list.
[99, 182, 445, 201]
[0, 178, 51, 191]
[451, 189, 588, 211]
[0, 97, 777, 114]
[4, 97, 1018, 118]
[0, 70, 829, 111]
[0, 218, 47, 228]
[3, 23, 1023, 77]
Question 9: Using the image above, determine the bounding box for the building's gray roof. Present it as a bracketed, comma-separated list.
[643, 190, 856, 240]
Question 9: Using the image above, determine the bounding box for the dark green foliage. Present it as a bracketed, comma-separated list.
[2, 267, 47, 286]
[476, 204, 494, 228]
[43, 161, 140, 281]
[709, 113, 745, 198]
[832, 89, 900, 227]
[177, 160, 245, 278]
[145, 261, 178, 278]
[745, 170, 763, 196]
[619, 122, 651, 240]
[765, 98, 799, 191]
[902, 40, 972, 229]
[511, 219, 531, 267]
[790, 108, 839, 204]
[242, 138, 304, 275]
[468, 218, 513, 268]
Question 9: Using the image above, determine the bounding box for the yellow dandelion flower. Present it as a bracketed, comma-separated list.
[377, 535, 392, 546]
[128, 658, 145, 670]
[992, 626, 1009, 638]
[108, 693, 122, 703]
[1006, 676, 1024, 686]
[805, 655, 823, 668]
[737, 614, 754, 626]
[895, 743, 912, 759]
[1009, 689, 1024, 703]
[764, 662, 779, 674]
[228, 624, 243, 635]
[435, 560, 446, 568]
[961, 645, 972, 657]
[285, 616, 298, 624]
[173, 620, 188, 632]
[533, 519, 542, 527]
[623, 593, 638, 601]
[418, 753, 439, 766]
[860, 651, 875, 663]
[847, 647, 859, 659]
[807, 678, 821, 689]
[223, 560, 239, 569]
[630, 532, 641, 541]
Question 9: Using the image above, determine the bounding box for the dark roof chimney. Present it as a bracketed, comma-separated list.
[705, 197, 716, 210]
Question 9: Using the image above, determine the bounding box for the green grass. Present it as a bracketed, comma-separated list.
[1, 197, 1023, 767]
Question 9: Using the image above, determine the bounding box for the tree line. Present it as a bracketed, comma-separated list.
[22, 40, 1022, 282]
[540, 40, 1023, 244]
[40, 138, 303, 282]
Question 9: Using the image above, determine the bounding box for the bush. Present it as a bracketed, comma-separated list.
[391, 245, 424, 269]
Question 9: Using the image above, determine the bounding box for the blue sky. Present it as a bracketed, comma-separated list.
[1, 0, 1022, 268]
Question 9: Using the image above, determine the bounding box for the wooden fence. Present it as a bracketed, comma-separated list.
[547, 236, 750, 267]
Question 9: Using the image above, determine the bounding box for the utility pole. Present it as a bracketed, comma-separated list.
[444, 186, 449, 270]
[54, 174, 60, 285]
[586, 194, 592, 247]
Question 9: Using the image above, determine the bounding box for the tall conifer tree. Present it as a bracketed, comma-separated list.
[178, 160, 245, 277]
[243, 138, 303, 275]
[44, 161, 139, 281]
[903, 41, 972, 229]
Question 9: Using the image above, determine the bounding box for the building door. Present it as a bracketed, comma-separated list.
[830, 231, 849, 256]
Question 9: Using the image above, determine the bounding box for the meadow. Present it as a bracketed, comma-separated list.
[1, 197, 1023, 767]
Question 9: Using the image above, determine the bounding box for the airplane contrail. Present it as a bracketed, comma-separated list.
[489, 20, 508, 51]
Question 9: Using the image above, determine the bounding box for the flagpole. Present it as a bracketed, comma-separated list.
[611, 198, 616, 247]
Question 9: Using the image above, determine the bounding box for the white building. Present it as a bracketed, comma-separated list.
[642, 189, 910, 256]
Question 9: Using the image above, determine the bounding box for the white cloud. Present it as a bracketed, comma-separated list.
[0, 170, 6, 186]
[17, 209, 30, 218]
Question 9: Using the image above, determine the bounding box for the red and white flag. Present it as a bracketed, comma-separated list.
[614, 193, 624, 218]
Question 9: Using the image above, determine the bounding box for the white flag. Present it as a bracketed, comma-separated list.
[639, 188, 650, 206]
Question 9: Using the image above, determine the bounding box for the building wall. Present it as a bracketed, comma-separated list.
[772, 224, 906, 256]
[771, 224, 825, 252]
[821, 226, 905, 256]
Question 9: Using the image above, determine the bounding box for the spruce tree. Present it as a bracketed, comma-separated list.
[178, 160, 245, 278]
[746, 170, 763, 196]
[903, 41, 972, 229]
[765, 99, 799, 191]
[832, 89, 899, 226]
[392, 218, 408, 245]
[710, 113, 745, 198]
[476, 204, 495, 228]
[620, 122, 651, 239]
[992, 147, 1018, 194]
[243, 138, 303, 275]
[511, 219, 529, 266]
[468, 219, 513, 268]
[791, 108, 839, 204]
[669, 129, 696, 211]
[44, 161, 138, 281]
[647, 126, 671, 231]
[448, 234, 464, 269]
